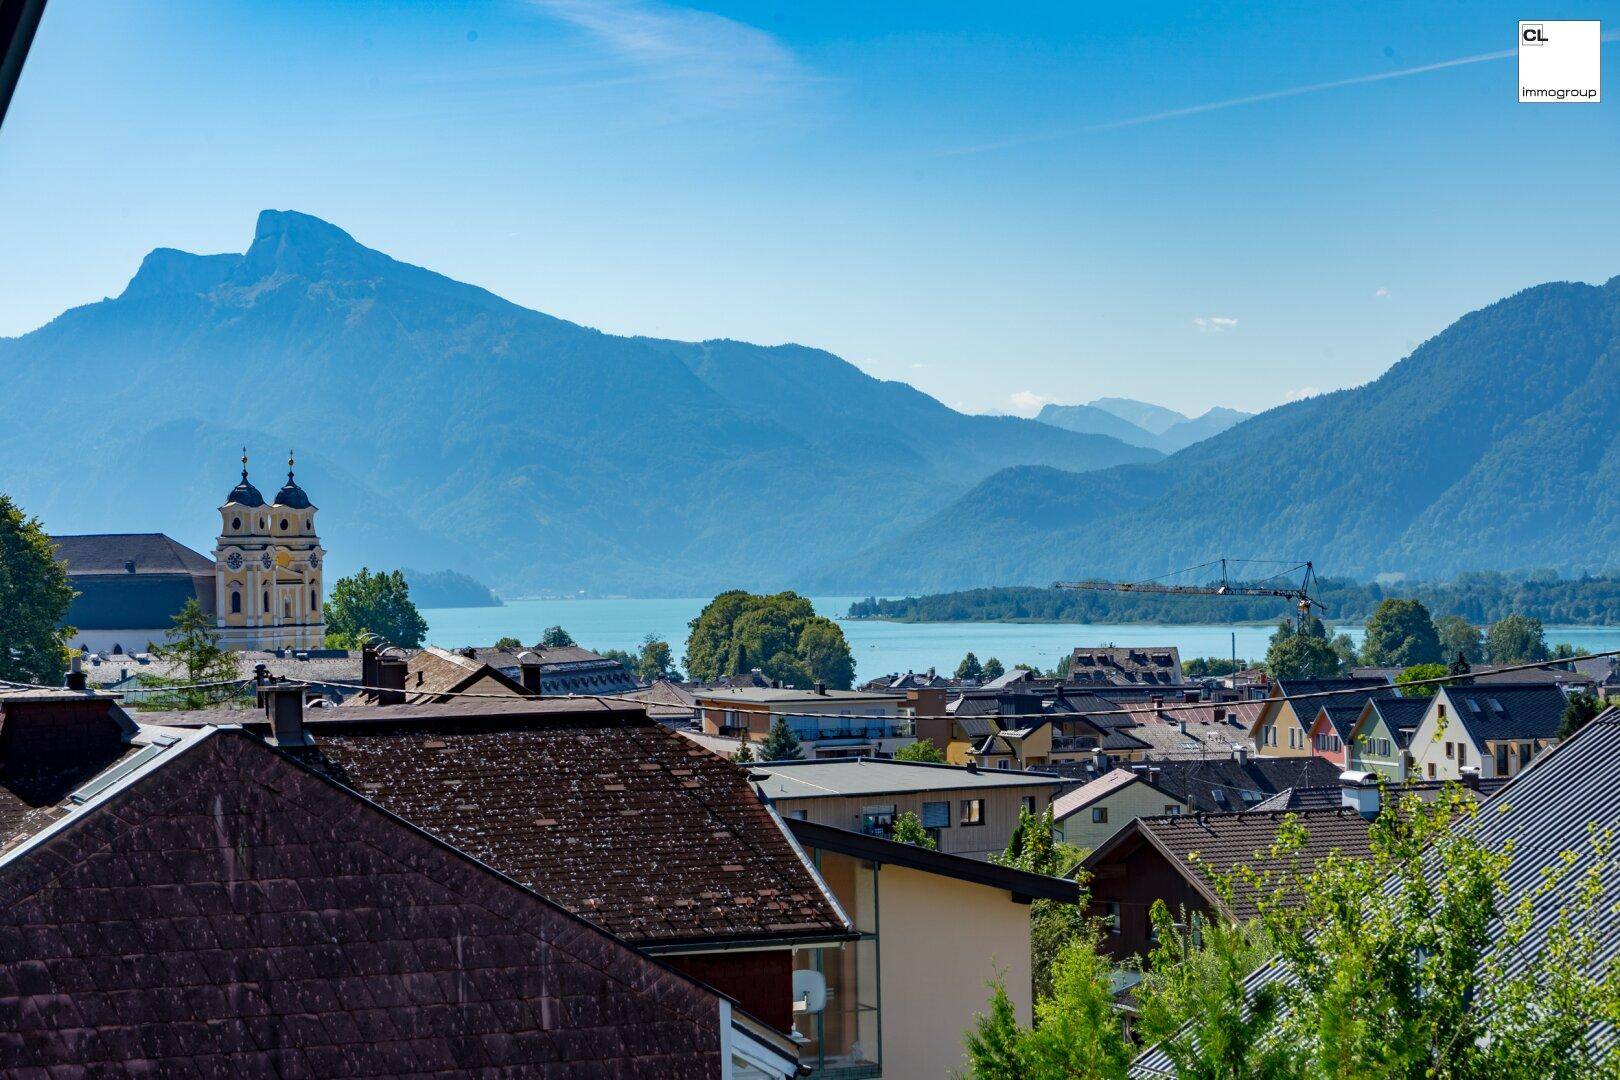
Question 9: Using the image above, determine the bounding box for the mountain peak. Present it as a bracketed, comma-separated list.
[243, 209, 376, 280]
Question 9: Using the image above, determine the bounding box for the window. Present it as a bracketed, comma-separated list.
[230, 591, 241, 614]
[311, 589, 318, 611]
[1445, 741, 1453, 758]
[787, 809, 806, 820]
[1495, 744, 1509, 775]
[279, 518, 289, 531]
[230, 517, 241, 531]
[1022, 796, 1037, 814]
[1428, 762, 1437, 779]
[920, 802, 950, 829]
[860, 807, 895, 838]
[262, 591, 269, 613]
[1457, 743, 1466, 766]
[1438, 703, 1447, 721]
[997, 760, 1009, 770]
[1091, 807, 1108, 824]
[1519, 742, 1533, 767]
[1165, 804, 1182, 815]
[960, 798, 985, 826]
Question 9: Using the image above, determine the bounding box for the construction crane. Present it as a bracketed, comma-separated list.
[1054, 559, 1320, 631]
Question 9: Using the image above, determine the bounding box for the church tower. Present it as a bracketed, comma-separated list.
[214, 452, 326, 651]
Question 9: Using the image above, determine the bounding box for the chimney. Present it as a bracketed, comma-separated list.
[376, 654, 408, 706]
[260, 682, 311, 747]
[1233, 745, 1250, 767]
[1339, 769, 1381, 819]
[1458, 765, 1481, 792]
[361, 643, 379, 689]
[1178, 719, 1188, 736]
[518, 651, 542, 695]
[64, 654, 87, 692]
[965, 760, 978, 773]
[1092, 747, 1107, 772]
[123, 559, 136, 574]
[815, 682, 826, 696]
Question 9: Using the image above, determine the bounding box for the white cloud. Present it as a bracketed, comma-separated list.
[1193, 316, 1238, 333]
[1375, 286, 1390, 298]
[1008, 390, 1058, 417]
[1285, 386, 1321, 402]
[530, 0, 805, 107]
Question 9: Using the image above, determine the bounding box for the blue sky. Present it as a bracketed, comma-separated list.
[1, 1, 1616, 415]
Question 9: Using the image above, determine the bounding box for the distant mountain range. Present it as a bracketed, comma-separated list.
[1035, 399, 1253, 454]
[0, 211, 1157, 596]
[812, 275, 1620, 593]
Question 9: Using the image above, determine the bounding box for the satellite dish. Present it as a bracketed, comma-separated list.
[792, 968, 827, 1014]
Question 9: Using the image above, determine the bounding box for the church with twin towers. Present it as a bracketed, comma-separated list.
[50, 453, 326, 654]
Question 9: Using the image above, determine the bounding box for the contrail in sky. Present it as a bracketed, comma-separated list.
[947, 33, 1618, 155]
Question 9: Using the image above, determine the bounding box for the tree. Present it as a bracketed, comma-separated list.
[894, 738, 946, 763]
[325, 568, 429, 648]
[956, 651, 984, 681]
[963, 978, 1025, 1080]
[730, 741, 755, 763]
[684, 591, 855, 689]
[493, 635, 522, 649]
[635, 634, 681, 682]
[758, 715, 803, 760]
[540, 625, 575, 648]
[1265, 632, 1342, 680]
[1360, 598, 1442, 667]
[148, 599, 243, 709]
[996, 807, 1089, 1000]
[1436, 614, 1485, 664]
[597, 647, 638, 671]
[890, 810, 936, 850]
[1559, 692, 1604, 740]
[982, 657, 1005, 680]
[1486, 614, 1549, 665]
[1395, 662, 1450, 698]
[0, 493, 75, 684]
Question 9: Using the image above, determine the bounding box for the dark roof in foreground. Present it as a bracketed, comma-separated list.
[287, 702, 849, 949]
[1135, 755, 1344, 813]
[787, 818, 1081, 903]
[1132, 707, 1620, 1076]
[0, 725, 728, 1075]
[1087, 808, 1375, 922]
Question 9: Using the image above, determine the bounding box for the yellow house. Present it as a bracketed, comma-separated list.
[787, 817, 1080, 1080]
[1250, 677, 1390, 758]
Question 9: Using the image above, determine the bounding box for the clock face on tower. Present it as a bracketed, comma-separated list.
[225, 552, 243, 570]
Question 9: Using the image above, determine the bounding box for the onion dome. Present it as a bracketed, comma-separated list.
[225, 450, 265, 507]
[273, 451, 312, 509]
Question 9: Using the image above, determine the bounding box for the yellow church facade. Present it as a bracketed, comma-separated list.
[213, 454, 326, 651]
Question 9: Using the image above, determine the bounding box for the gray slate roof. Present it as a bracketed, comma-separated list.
[1443, 681, 1568, 743]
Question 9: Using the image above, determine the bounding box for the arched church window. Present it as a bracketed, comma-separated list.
[262, 591, 269, 613]
[231, 591, 241, 614]
[310, 589, 318, 611]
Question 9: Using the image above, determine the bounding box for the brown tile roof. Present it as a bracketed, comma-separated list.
[0, 727, 729, 1075]
[1052, 768, 1162, 821]
[1089, 808, 1375, 921]
[0, 692, 145, 855]
[289, 703, 849, 949]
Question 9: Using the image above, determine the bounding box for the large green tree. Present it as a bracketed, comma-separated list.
[634, 635, 682, 682]
[956, 651, 984, 681]
[1436, 614, 1485, 664]
[1485, 614, 1550, 665]
[1360, 598, 1442, 667]
[684, 590, 855, 689]
[324, 567, 429, 648]
[1265, 632, 1342, 680]
[757, 714, 803, 760]
[0, 494, 75, 684]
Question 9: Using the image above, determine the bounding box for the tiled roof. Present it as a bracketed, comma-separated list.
[1249, 786, 1343, 812]
[0, 727, 728, 1075]
[696, 686, 902, 704]
[1139, 755, 1344, 813]
[1442, 682, 1569, 743]
[50, 532, 216, 575]
[0, 692, 148, 855]
[1364, 696, 1430, 744]
[292, 703, 849, 949]
[1095, 808, 1375, 922]
[1317, 702, 1372, 740]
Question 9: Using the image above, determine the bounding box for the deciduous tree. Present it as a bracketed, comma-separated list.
[0, 494, 74, 684]
[684, 591, 854, 689]
[324, 568, 429, 648]
[1360, 598, 1442, 667]
[1485, 613, 1549, 665]
[894, 738, 946, 763]
[890, 810, 936, 850]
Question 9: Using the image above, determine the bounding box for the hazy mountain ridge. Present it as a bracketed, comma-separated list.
[0, 210, 1157, 595]
[812, 277, 1620, 593]
[1036, 399, 1253, 453]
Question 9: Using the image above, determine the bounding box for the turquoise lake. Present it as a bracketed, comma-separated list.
[423, 598, 1620, 682]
